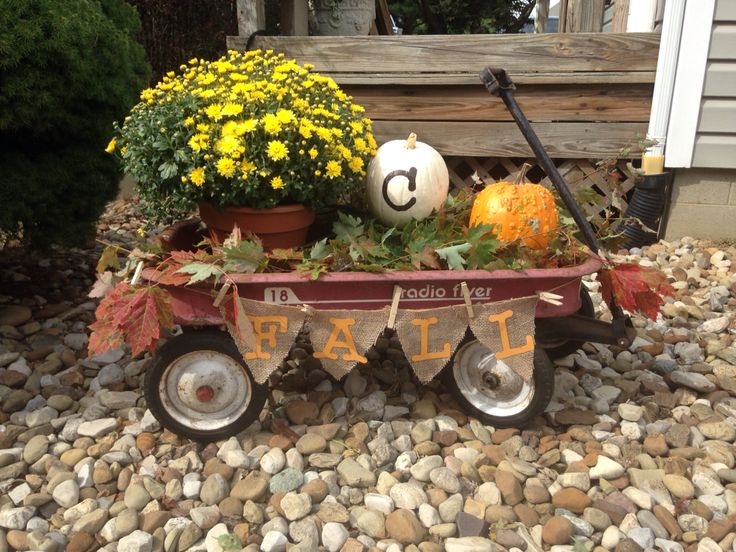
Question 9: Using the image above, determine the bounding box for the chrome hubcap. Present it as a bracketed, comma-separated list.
[160, 350, 252, 431]
[452, 340, 534, 417]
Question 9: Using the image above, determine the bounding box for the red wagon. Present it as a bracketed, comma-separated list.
[141, 68, 636, 441]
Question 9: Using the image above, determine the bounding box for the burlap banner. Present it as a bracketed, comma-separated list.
[222, 297, 307, 384]
[469, 295, 538, 382]
[309, 307, 390, 380]
[219, 290, 538, 385]
[394, 305, 469, 383]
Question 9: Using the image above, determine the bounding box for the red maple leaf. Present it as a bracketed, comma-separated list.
[154, 250, 198, 286]
[598, 263, 675, 320]
[88, 282, 175, 357]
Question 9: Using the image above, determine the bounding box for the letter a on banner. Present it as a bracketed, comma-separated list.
[470, 295, 537, 382]
[395, 306, 468, 383]
[310, 308, 389, 380]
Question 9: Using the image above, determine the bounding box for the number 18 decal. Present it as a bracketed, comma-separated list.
[264, 287, 299, 305]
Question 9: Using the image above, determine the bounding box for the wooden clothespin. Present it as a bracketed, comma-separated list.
[536, 291, 564, 306]
[387, 285, 402, 330]
[130, 261, 144, 286]
[213, 280, 232, 308]
[461, 282, 475, 319]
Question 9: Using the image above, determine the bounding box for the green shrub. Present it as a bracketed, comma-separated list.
[0, 0, 149, 246]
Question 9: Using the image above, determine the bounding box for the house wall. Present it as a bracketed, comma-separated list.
[692, 0, 736, 168]
[665, 169, 736, 241]
[664, 0, 736, 241]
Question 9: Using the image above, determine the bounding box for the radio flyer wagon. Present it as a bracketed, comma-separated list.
[142, 68, 636, 441]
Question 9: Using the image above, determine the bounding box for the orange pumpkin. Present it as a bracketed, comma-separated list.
[469, 166, 559, 250]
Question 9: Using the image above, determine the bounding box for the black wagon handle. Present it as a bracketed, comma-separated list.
[480, 67, 602, 255]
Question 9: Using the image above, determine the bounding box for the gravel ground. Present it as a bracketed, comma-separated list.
[1, 199, 735, 552]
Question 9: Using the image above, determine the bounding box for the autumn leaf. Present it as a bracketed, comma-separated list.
[598, 262, 675, 320]
[97, 244, 121, 274]
[436, 243, 471, 270]
[222, 239, 266, 273]
[176, 262, 221, 284]
[271, 418, 301, 444]
[88, 282, 175, 357]
[89, 271, 116, 298]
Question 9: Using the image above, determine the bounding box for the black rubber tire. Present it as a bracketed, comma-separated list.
[144, 329, 268, 442]
[442, 340, 555, 428]
[537, 287, 595, 360]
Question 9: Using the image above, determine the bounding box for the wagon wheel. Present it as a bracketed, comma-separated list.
[537, 287, 595, 359]
[144, 329, 268, 442]
[442, 334, 554, 428]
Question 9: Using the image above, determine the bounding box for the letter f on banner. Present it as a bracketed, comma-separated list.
[245, 316, 288, 360]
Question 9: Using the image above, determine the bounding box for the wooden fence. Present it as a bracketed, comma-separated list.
[229, 32, 660, 214]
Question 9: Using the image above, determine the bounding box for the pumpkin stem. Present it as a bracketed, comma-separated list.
[513, 162, 533, 185]
[405, 133, 418, 149]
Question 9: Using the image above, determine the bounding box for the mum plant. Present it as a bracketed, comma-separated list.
[109, 49, 378, 223]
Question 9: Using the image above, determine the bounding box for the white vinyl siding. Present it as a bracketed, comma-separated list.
[692, 0, 736, 168]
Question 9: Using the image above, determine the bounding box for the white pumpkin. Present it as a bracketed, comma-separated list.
[366, 133, 449, 227]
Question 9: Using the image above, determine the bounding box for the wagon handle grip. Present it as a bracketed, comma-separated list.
[480, 67, 516, 97]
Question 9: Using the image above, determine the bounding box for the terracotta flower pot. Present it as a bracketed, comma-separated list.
[198, 202, 316, 249]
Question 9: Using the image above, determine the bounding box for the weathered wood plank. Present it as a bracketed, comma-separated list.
[693, 134, 736, 168]
[228, 33, 660, 73]
[326, 71, 656, 85]
[715, 0, 736, 22]
[567, 0, 605, 32]
[611, 0, 630, 33]
[710, 24, 736, 59]
[348, 84, 652, 122]
[703, 62, 736, 96]
[370, 121, 647, 157]
[236, 0, 265, 37]
[698, 99, 736, 133]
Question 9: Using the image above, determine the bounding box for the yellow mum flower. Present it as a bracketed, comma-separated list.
[240, 159, 255, 176]
[271, 176, 285, 189]
[196, 123, 210, 132]
[188, 134, 209, 152]
[353, 137, 368, 153]
[216, 158, 236, 178]
[266, 140, 289, 161]
[240, 119, 258, 133]
[349, 121, 364, 134]
[348, 157, 364, 173]
[204, 103, 223, 120]
[337, 145, 352, 161]
[215, 135, 240, 156]
[262, 114, 281, 134]
[190, 167, 206, 186]
[325, 160, 342, 178]
[276, 109, 295, 124]
[222, 102, 244, 117]
[105, 138, 116, 154]
[298, 120, 314, 139]
[316, 127, 332, 141]
[308, 147, 318, 159]
[184, 117, 195, 127]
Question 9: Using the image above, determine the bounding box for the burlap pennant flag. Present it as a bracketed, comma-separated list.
[309, 307, 389, 380]
[221, 296, 307, 384]
[395, 305, 468, 383]
[469, 295, 538, 382]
